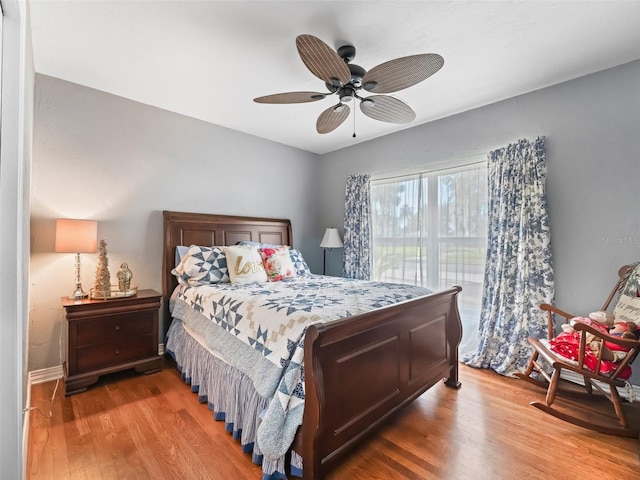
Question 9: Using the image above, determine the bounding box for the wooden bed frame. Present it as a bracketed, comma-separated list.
[162, 210, 463, 480]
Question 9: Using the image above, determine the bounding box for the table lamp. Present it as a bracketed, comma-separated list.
[319, 227, 343, 275]
[55, 218, 98, 299]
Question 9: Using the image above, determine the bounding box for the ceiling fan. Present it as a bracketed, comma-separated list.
[254, 34, 444, 134]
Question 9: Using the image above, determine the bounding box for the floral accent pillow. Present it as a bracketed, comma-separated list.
[223, 245, 268, 285]
[259, 246, 297, 282]
[239, 241, 311, 276]
[171, 245, 229, 286]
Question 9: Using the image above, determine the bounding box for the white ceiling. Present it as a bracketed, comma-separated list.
[29, 1, 640, 155]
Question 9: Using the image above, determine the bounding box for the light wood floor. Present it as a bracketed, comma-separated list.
[27, 359, 640, 480]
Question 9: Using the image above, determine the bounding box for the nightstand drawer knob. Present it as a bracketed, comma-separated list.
[115, 325, 120, 331]
[115, 349, 120, 355]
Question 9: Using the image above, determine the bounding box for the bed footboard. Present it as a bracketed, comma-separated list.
[301, 286, 462, 479]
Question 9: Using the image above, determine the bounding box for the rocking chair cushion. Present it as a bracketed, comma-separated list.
[546, 330, 633, 380]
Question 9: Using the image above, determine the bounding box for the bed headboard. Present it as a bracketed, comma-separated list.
[162, 211, 293, 328]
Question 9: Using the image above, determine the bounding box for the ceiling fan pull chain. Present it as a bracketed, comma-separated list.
[353, 106, 356, 138]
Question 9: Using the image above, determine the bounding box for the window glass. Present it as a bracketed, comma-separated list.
[371, 162, 487, 355]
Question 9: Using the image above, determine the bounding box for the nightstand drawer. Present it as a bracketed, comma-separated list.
[76, 312, 154, 347]
[76, 335, 155, 372]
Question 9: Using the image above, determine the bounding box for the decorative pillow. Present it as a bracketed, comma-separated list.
[290, 248, 311, 275]
[613, 264, 640, 323]
[621, 263, 640, 297]
[223, 245, 268, 285]
[238, 241, 311, 275]
[175, 245, 190, 267]
[171, 245, 229, 286]
[614, 294, 640, 324]
[259, 246, 297, 282]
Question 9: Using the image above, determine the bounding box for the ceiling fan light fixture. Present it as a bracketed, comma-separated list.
[361, 98, 375, 108]
[340, 86, 355, 102]
[363, 81, 378, 92]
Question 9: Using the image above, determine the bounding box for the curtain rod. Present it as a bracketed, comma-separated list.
[370, 153, 486, 182]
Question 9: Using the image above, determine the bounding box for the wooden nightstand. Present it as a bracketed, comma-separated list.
[62, 289, 163, 396]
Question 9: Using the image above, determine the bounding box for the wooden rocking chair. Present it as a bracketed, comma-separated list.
[515, 264, 640, 438]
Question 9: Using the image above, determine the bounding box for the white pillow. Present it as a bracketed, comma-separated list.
[614, 294, 640, 324]
[614, 264, 640, 323]
[223, 245, 268, 285]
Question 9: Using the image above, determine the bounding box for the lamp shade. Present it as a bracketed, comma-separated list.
[55, 219, 98, 253]
[319, 228, 343, 248]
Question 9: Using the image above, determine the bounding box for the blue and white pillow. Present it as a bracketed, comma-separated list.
[172, 245, 229, 286]
[175, 245, 190, 267]
[290, 249, 311, 275]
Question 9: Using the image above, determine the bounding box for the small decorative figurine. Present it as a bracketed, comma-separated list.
[117, 262, 133, 292]
[94, 239, 111, 296]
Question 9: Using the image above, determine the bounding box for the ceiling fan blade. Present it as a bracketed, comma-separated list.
[359, 95, 416, 124]
[296, 34, 351, 87]
[316, 104, 350, 134]
[253, 91, 327, 104]
[361, 54, 444, 93]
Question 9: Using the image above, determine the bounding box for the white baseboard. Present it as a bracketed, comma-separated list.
[23, 372, 32, 480]
[29, 365, 63, 384]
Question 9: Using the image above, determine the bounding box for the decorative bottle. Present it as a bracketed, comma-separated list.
[117, 262, 133, 292]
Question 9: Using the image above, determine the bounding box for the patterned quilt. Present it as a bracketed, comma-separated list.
[169, 274, 430, 460]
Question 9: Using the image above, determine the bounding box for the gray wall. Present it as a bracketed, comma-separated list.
[30, 60, 640, 385]
[318, 60, 640, 381]
[30, 75, 322, 371]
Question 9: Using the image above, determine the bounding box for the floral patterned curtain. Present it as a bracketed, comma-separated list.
[343, 173, 371, 280]
[463, 137, 554, 376]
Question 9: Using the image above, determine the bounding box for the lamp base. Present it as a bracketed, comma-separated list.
[68, 254, 88, 299]
[323, 248, 327, 275]
[68, 285, 88, 300]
